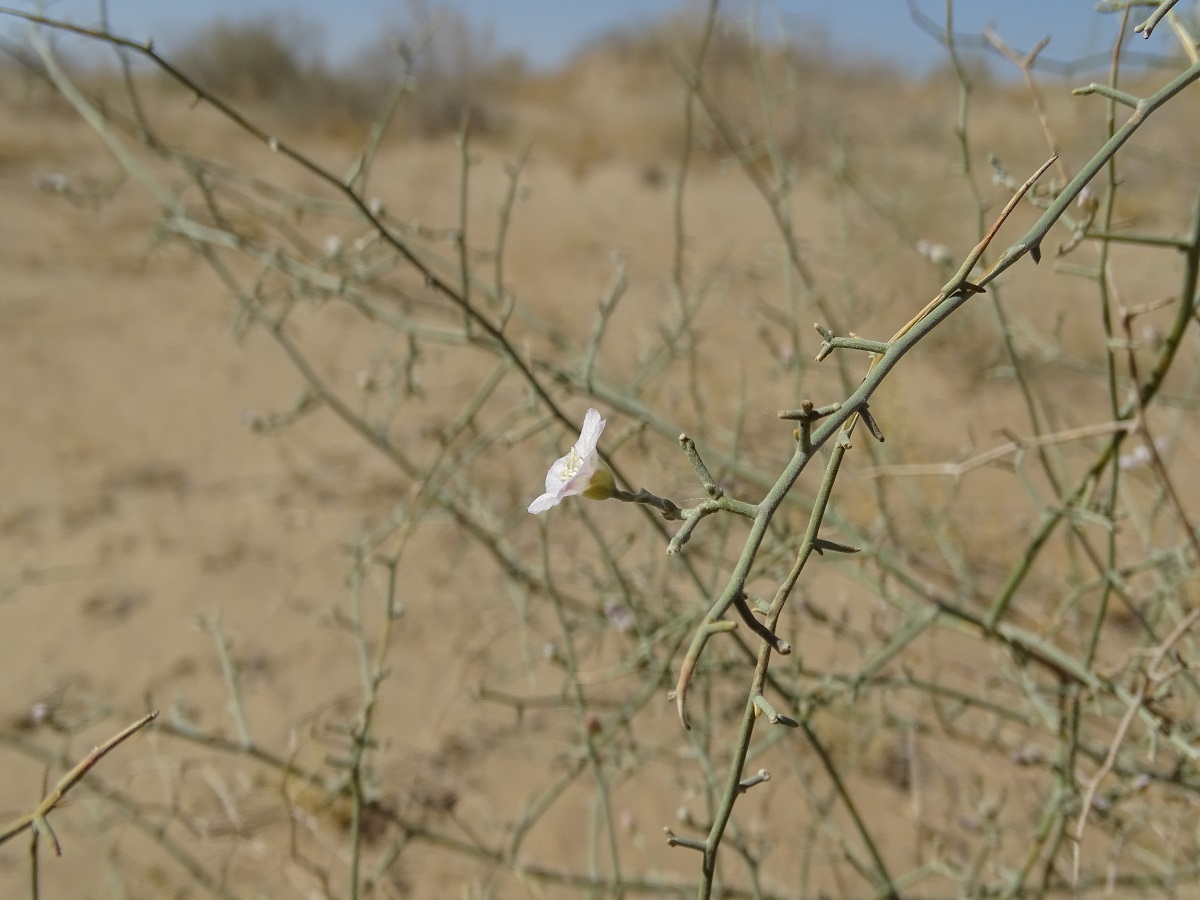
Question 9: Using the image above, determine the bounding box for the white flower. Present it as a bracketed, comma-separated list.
[527, 408, 616, 514]
[916, 239, 953, 267]
[1077, 185, 1099, 215]
[1119, 437, 1167, 470]
[603, 598, 634, 633]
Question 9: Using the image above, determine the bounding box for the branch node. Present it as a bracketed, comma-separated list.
[672, 617, 739, 729]
[679, 433, 722, 498]
[737, 768, 772, 794]
[733, 592, 791, 654]
[778, 401, 841, 422]
[813, 537, 862, 556]
[860, 403, 886, 443]
[663, 828, 707, 852]
[812, 324, 890, 360]
[753, 694, 799, 728]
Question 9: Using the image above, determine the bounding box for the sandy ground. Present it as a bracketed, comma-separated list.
[3, 40, 1200, 898]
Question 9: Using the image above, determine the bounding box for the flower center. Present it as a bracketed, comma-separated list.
[562, 448, 583, 478]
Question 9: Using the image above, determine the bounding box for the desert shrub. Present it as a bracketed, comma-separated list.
[343, 3, 524, 138]
[170, 14, 328, 106]
[165, 8, 521, 137]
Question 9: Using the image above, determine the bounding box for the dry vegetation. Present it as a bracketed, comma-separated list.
[3, 3, 1200, 898]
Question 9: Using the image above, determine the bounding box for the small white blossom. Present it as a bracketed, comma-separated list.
[604, 598, 634, 633]
[528, 408, 616, 514]
[1119, 438, 1168, 470]
[33, 172, 69, 194]
[1077, 185, 1099, 215]
[916, 239, 953, 266]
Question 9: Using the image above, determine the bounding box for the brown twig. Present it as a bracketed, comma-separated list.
[0, 712, 158, 851]
[1071, 609, 1200, 883]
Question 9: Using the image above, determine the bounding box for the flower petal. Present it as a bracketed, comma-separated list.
[528, 491, 561, 514]
[574, 408, 605, 456]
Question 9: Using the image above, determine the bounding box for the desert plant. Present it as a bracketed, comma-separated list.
[3, 1, 1200, 898]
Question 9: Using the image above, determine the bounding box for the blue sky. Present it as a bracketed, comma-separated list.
[8, 1, 1191, 74]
